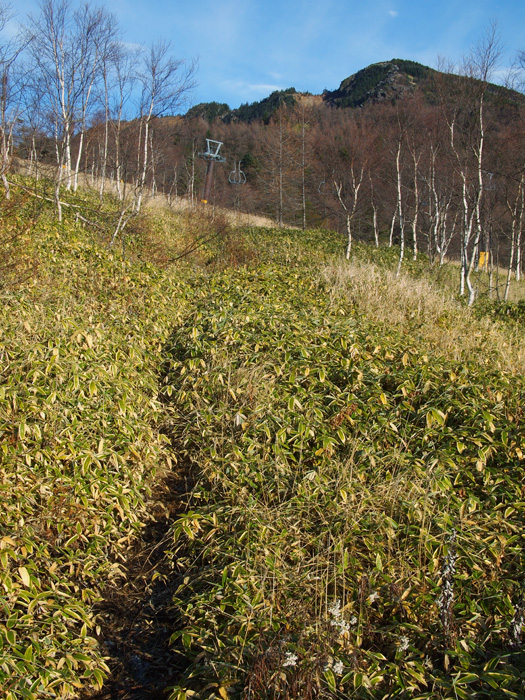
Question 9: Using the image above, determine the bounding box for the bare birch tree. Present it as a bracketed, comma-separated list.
[25, 0, 118, 217]
[71, 4, 118, 191]
[440, 24, 501, 304]
[108, 43, 139, 201]
[0, 4, 28, 198]
[27, 0, 77, 213]
[333, 162, 365, 259]
[134, 40, 195, 212]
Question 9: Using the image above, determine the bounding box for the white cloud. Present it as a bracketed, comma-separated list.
[118, 40, 143, 52]
[221, 79, 284, 100]
[249, 83, 283, 93]
[389, 10, 399, 17]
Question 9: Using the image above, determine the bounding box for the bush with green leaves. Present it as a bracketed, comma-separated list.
[477, 300, 525, 327]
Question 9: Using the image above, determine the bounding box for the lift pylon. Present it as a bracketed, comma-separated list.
[198, 139, 226, 204]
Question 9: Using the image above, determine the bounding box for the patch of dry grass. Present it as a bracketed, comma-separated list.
[15, 157, 284, 230]
[322, 259, 525, 375]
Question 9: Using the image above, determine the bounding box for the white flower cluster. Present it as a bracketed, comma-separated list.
[328, 599, 357, 637]
[398, 635, 409, 652]
[509, 590, 525, 650]
[282, 651, 298, 668]
[436, 529, 457, 635]
[333, 659, 344, 675]
[324, 657, 344, 675]
[328, 599, 342, 617]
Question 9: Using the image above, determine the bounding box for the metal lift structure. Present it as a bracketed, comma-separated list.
[228, 161, 246, 185]
[199, 139, 226, 204]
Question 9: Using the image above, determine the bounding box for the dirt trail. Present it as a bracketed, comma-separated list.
[83, 468, 193, 700]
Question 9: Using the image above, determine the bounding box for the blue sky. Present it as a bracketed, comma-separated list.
[7, 0, 525, 110]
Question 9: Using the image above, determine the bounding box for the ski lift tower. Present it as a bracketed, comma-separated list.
[199, 138, 226, 204]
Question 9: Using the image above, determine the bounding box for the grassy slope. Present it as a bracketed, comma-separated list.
[0, 183, 191, 697]
[163, 260, 525, 700]
[1, 180, 525, 699]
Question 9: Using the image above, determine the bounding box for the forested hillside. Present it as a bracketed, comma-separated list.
[5, 0, 525, 306]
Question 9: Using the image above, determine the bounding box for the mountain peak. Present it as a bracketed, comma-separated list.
[184, 59, 523, 123]
[323, 59, 432, 108]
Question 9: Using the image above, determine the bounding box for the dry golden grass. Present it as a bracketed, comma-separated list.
[14, 158, 282, 229]
[144, 192, 283, 229]
[322, 259, 525, 375]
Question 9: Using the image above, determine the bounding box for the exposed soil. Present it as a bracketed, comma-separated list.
[83, 468, 193, 700]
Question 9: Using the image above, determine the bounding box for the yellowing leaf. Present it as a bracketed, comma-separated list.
[19, 567, 30, 587]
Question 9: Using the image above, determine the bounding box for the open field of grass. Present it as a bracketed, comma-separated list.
[1, 177, 525, 699]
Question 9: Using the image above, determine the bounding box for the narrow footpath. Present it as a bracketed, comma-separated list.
[83, 468, 192, 700]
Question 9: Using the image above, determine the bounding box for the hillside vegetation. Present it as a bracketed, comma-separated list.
[1, 179, 525, 699]
[13, 13, 525, 276]
[0, 181, 193, 697]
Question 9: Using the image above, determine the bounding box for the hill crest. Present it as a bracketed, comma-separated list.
[185, 58, 524, 123]
[322, 58, 431, 108]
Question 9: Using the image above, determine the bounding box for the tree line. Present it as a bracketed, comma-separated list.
[3, 0, 195, 224]
[4, 5, 525, 303]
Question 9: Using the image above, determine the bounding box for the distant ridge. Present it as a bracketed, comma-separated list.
[186, 87, 301, 124]
[184, 58, 524, 123]
[323, 58, 524, 109]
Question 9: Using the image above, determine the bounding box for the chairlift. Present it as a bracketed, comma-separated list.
[482, 170, 496, 191]
[228, 161, 246, 185]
